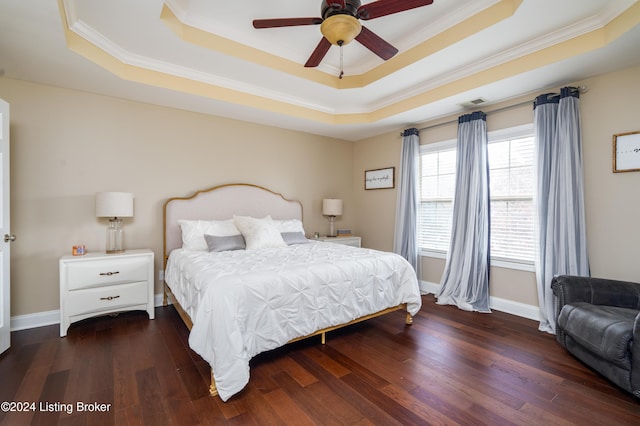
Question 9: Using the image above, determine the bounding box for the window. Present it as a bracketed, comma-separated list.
[418, 125, 535, 268]
[418, 142, 456, 253]
[488, 132, 535, 264]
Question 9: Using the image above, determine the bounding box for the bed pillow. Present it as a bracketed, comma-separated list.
[272, 218, 306, 234]
[233, 215, 287, 250]
[178, 219, 240, 251]
[204, 234, 246, 252]
[281, 231, 310, 245]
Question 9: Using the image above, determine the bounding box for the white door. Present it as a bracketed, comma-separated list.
[0, 99, 11, 354]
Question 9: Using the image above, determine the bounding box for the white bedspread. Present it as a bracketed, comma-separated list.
[165, 241, 422, 401]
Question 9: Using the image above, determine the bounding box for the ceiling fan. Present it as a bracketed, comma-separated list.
[253, 0, 434, 68]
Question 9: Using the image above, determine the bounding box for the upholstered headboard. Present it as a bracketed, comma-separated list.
[163, 183, 303, 263]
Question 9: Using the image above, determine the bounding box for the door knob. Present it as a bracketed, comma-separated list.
[4, 234, 15, 243]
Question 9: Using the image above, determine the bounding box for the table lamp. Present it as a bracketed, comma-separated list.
[322, 198, 343, 237]
[96, 192, 134, 253]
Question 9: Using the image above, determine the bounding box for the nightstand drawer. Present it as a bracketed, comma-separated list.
[66, 256, 149, 290]
[66, 281, 148, 317]
[317, 236, 361, 247]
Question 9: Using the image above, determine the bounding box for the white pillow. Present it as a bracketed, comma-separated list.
[233, 215, 287, 250]
[272, 218, 306, 235]
[178, 219, 240, 251]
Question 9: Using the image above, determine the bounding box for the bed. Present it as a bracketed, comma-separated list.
[163, 183, 422, 401]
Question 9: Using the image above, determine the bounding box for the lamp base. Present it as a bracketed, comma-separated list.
[328, 216, 337, 237]
[106, 218, 125, 254]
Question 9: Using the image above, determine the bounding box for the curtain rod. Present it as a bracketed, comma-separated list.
[414, 100, 531, 133]
[403, 85, 588, 135]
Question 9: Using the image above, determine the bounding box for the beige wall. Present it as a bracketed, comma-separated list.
[353, 64, 640, 307]
[351, 135, 400, 249]
[581, 66, 640, 282]
[0, 78, 354, 316]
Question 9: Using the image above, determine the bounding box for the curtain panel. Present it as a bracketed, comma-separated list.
[436, 112, 491, 313]
[534, 87, 590, 334]
[393, 128, 421, 276]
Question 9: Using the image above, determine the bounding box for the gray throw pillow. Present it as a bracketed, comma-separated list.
[281, 231, 310, 245]
[204, 234, 246, 252]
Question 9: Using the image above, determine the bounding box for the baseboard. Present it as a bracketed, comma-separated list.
[10, 293, 171, 332]
[155, 293, 169, 307]
[11, 288, 539, 331]
[10, 309, 60, 332]
[420, 280, 540, 321]
[489, 295, 540, 321]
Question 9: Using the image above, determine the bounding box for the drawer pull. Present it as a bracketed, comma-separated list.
[100, 295, 120, 301]
[99, 271, 120, 276]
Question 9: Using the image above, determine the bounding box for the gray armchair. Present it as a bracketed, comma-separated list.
[551, 275, 640, 397]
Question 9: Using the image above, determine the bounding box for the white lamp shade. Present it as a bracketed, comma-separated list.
[322, 199, 343, 216]
[96, 192, 134, 218]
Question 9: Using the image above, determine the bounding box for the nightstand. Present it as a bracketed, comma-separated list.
[316, 236, 361, 247]
[59, 249, 154, 337]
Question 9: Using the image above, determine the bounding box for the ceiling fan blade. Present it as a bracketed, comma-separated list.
[304, 37, 332, 67]
[325, 0, 346, 9]
[357, 0, 433, 20]
[253, 17, 323, 29]
[355, 26, 398, 60]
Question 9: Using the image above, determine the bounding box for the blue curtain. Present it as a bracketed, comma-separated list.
[534, 87, 589, 333]
[436, 112, 491, 313]
[393, 128, 421, 276]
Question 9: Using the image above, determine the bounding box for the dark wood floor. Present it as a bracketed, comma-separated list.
[1, 295, 639, 425]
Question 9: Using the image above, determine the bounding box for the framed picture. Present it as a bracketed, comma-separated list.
[613, 131, 640, 173]
[365, 167, 395, 190]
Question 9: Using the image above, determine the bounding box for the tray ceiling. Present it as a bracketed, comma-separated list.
[1, 0, 639, 140]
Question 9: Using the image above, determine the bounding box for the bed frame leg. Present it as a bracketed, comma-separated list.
[405, 313, 413, 325]
[321, 332, 326, 345]
[162, 283, 168, 307]
[210, 370, 219, 397]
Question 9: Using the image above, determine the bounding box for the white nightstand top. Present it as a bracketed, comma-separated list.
[316, 236, 358, 240]
[60, 248, 153, 261]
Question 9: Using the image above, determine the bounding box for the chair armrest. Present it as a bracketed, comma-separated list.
[551, 275, 640, 310]
[633, 312, 640, 396]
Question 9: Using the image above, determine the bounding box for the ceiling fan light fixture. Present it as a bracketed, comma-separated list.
[320, 14, 362, 46]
